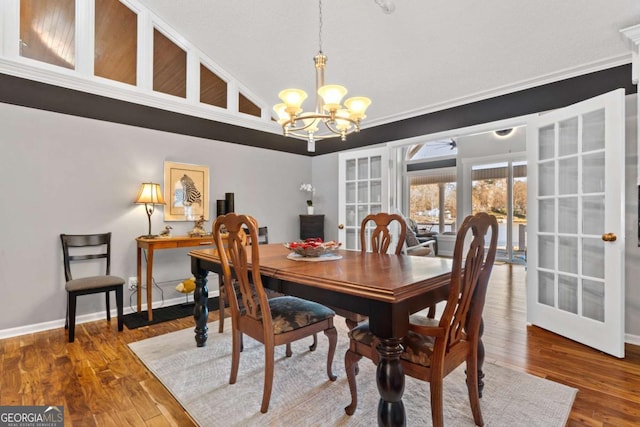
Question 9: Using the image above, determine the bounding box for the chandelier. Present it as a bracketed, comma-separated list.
[273, 0, 371, 152]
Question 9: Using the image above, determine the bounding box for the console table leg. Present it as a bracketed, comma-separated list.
[193, 269, 209, 347]
[376, 337, 406, 427]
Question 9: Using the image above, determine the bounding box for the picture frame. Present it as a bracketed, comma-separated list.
[164, 161, 210, 221]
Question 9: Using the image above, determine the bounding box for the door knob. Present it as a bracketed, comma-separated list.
[338, 224, 344, 229]
[601, 233, 617, 242]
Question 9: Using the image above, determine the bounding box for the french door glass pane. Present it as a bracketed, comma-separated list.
[582, 279, 605, 322]
[582, 196, 605, 235]
[583, 152, 605, 193]
[582, 109, 605, 152]
[346, 182, 356, 203]
[559, 118, 578, 156]
[582, 237, 605, 279]
[538, 271, 555, 306]
[357, 182, 369, 203]
[539, 161, 555, 196]
[346, 206, 356, 227]
[346, 229, 357, 250]
[371, 181, 382, 204]
[558, 197, 578, 234]
[539, 199, 555, 233]
[558, 157, 578, 195]
[539, 235, 555, 270]
[357, 205, 368, 226]
[346, 160, 356, 180]
[357, 158, 369, 179]
[539, 125, 555, 161]
[558, 236, 578, 274]
[558, 274, 578, 314]
[371, 156, 382, 179]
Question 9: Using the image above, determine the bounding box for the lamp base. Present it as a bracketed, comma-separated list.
[139, 234, 158, 239]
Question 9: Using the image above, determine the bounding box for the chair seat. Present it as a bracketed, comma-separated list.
[269, 296, 335, 334]
[65, 275, 125, 292]
[348, 317, 442, 368]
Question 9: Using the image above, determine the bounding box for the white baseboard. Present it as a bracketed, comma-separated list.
[625, 333, 640, 346]
[0, 289, 220, 340]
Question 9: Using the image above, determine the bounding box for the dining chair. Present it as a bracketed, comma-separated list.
[360, 212, 406, 255]
[219, 225, 279, 335]
[213, 213, 338, 413]
[217, 227, 247, 333]
[344, 212, 498, 427]
[330, 212, 408, 330]
[60, 233, 125, 343]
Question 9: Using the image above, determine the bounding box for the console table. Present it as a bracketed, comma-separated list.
[136, 235, 216, 320]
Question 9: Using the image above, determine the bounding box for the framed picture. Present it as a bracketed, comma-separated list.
[164, 161, 210, 221]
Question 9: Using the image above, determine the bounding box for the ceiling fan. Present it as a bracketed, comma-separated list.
[406, 139, 457, 160]
[428, 138, 457, 150]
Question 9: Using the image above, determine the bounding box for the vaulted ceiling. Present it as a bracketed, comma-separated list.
[136, 0, 639, 127]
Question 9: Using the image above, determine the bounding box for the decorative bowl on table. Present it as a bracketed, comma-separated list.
[284, 238, 342, 257]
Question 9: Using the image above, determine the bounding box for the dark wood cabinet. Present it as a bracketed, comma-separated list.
[299, 214, 325, 240]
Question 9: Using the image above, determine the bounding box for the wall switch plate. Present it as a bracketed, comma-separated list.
[127, 277, 138, 291]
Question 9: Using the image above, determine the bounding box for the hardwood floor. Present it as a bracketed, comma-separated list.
[1, 263, 639, 426]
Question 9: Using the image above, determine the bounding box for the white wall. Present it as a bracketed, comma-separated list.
[0, 103, 313, 334]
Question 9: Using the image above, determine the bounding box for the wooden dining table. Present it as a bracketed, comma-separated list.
[189, 243, 462, 426]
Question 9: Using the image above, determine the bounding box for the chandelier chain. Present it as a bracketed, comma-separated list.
[318, 0, 323, 53]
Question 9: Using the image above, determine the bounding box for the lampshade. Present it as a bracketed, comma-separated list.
[344, 96, 371, 120]
[135, 183, 166, 205]
[317, 84, 347, 112]
[278, 89, 308, 114]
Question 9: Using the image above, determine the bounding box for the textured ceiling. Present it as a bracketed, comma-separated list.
[137, 0, 638, 128]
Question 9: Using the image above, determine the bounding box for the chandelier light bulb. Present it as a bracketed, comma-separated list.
[317, 84, 347, 112]
[344, 97, 371, 120]
[273, 103, 291, 124]
[335, 109, 353, 132]
[279, 89, 308, 112]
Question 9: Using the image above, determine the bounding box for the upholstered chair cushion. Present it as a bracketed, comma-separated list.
[269, 296, 336, 334]
[348, 316, 445, 368]
[65, 275, 125, 292]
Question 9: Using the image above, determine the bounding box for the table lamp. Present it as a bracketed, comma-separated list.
[135, 182, 166, 238]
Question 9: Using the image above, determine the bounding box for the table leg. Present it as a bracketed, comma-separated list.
[376, 337, 406, 427]
[136, 247, 142, 313]
[193, 269, 209, 347]
[146, 248, 154, 321]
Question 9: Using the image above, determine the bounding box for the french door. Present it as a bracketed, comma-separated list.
[526, 89, 625, 357]
[338, 147, 390, 251]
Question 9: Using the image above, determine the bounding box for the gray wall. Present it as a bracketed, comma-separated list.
[0, 103, 313, 334]
[2, 94, 639, 342]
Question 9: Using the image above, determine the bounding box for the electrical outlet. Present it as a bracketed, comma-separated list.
[127, 277, 138, 291]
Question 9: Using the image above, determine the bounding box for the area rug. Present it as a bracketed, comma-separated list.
[123, 297, 219, 329]
[129, 318, 577, 426]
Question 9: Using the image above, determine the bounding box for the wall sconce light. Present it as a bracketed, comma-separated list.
[134, 182, 166, 238]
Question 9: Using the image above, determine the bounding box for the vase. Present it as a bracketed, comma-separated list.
[307, 206, 315, 215]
